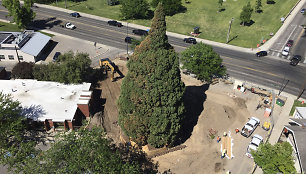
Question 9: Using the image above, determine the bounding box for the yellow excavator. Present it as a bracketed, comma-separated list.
[99, 58, 124, 82]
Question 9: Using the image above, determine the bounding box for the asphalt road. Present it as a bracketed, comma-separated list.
[0, 4, 305, 99]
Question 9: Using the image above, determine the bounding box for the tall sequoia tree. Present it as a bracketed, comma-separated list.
[118, 3, 185, 148]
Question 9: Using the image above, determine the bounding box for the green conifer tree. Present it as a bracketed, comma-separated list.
[118, 3, 185, 147]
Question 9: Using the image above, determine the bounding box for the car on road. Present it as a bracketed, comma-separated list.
[60, 22, 76, 29]
[290, 55, 302, 66]
[132, 29, 148, 36]
[70, 12, 81, 18]
[301, 8, 306, 13]
[241, 117, 260, 138]
[53, 52, 61, 62]
[282, 46, 290, 56]
[255, 51, 267, 57]
[183, 37, 197, 44]
[107, 20, 123, 27]
[286, 40, 294, 47]
[124, 36, 135, 44]
[246, 134, 263, 158]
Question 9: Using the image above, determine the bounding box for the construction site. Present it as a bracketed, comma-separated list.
[91, 57, 288, 174]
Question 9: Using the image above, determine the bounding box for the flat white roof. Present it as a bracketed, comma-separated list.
[0, 79, 91, 122]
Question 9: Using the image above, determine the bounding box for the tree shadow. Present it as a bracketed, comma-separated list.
[255, 10, 263, 13]
[146, 10, 155, 19]
[266, 0, 275, 4]
[218, 8, 226, 12]
[22, 104, 47, 121]
[28, 17, 62, 30]
[176, 84, 210, 145]
[240, 20, 255, 27]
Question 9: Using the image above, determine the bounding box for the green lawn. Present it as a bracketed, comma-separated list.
[289, 100, 306, 116]
[0, 21, 21, 32]
[49, 0, 298, 47]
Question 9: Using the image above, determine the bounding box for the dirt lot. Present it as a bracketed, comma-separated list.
[95, 58, 284, 174]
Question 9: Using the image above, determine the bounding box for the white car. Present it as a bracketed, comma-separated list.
[282, 46, 290, 56]
[241, 117, 260, 137]
[246, 134, 263, 158]
[65, 22, 76, 30]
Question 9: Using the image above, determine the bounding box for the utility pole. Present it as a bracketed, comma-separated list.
[15, 46, 20, 63]
[226, 18, 234, 43]
[65, 0, 67, 9]
[278, 79, 289, 96]
[126, 22, 129, 57]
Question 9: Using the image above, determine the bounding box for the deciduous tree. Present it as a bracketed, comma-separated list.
[252, 142, 296, 174]
[118, 3, 185, 147]
[0, 92, 38, 173]
[2, 0, 36, 29]
[33, 51, 92, 84]
[240, 2, 253, 26]
[120, 0, 150, 19]
[255, 0, 262, 13]
[12, 62, 34, 79]
[151, 0, 182, 16]
[20, 128, 158, 174]
[180, 43, 226, 82]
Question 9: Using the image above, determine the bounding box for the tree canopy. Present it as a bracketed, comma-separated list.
[120, 0, 150, 19]
[0, 92, 38, 173]
[180, 42, 226, 82]
[252, 142, 296, 174]
[33, 51, 92, 84]
[240, 2, 253, 25]
[151, 0, 182, 16]
[20, 128, 158, 174]
[118, 3, 185, 148]
[12, 62, 34, 79]
[2, 0, 36, 29]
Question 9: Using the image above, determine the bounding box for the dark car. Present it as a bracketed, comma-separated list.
[125, 36, 134, 44]
[70, 12, 81, 18]
[290, 55, 302, 66]
[53, 52, 61, 62]
[255, 51, 267, 57]
[132, 29, 148, 36]
[301, 8, 306, 14]
[107, 20, 123, 27]
[183, 37, 197, 44]
[286, 40, 294, 47]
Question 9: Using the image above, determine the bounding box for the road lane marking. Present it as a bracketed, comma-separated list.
[222, 56, 281, 78]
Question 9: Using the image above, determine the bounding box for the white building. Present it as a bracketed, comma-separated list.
[0, 30, 51, 62]
[0, 79, 92, 130]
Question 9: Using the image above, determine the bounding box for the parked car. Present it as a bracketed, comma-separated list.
[246, 134, 263, 158]
[241, 117, 260, 138]
[286, 40, 294, 47]
[132, 29, 148, 36]
[301, 8, 306, 14]
[70, 12, 81, 18]
[255, 51, 267, 57]
[53, 52, 61, 62]
[290, 55, 302, 66]
[183, 37, 197, 44]
[107, 20, 123, 27]
[282, 46, 290, 56]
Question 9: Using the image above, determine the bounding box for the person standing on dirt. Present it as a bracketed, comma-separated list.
[217, 136, 221, 143]
[235, 128, 239, 134]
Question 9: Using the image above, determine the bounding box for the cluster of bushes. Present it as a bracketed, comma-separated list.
[12, 51, 95, 84]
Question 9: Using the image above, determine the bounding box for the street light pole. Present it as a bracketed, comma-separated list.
[126, 22, 129, 57]
[226, 18, 234, 43]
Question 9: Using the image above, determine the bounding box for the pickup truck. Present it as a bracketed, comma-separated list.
[241, 117, 260, 137]
[246, 134, 263, 158]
